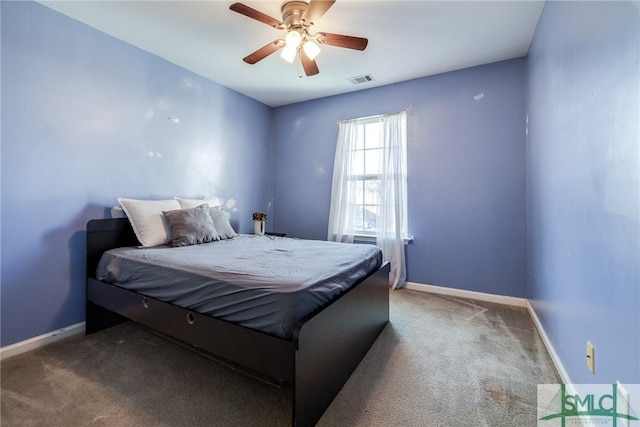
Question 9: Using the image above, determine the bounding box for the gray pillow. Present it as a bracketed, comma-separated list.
[162, 204, 220, 247]
[207, 205, 238, 240]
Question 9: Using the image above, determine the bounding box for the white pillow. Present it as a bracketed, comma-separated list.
[209, 206, 237, 240]
[176, 197, 222, 209]
[176, 197, 236, 239]
[117, 198, 182, 247]
[110, 206, 125, 218]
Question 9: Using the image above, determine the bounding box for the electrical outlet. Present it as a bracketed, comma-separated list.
[586, 341, 595, 374]
[617, 381, 630, 427]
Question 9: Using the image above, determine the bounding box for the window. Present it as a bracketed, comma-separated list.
[349, 117, 408, 238]
[328, 111, 409, 241]
[352, 120, 383, 235]
[328, 110, 409, 288]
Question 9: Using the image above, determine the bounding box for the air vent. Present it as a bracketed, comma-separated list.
[348, 74, 375, 85]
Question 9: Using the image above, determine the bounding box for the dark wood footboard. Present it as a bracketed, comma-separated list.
[86, 218, 390, 426]
[293, 261, 389, 426]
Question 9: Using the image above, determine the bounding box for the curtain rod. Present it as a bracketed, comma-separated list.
[336, 106, 412, 124]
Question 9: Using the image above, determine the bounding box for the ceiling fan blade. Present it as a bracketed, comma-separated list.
[230, 3, 285, 29]
[301, 0, 336, 27]
[243, 40, 285, 64]
[300, 50, 320, 76]
[316, 32, 368, 51]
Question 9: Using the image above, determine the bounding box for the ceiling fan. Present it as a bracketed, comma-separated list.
[229, 1, 368, 77]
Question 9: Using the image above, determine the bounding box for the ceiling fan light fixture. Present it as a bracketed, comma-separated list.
[230, 1, 368, 77]
[285, 30, 302, 48]
[303, 39, 321, 60]
[280, 44, 297, 63]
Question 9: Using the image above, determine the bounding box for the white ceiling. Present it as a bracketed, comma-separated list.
[38, 0, 545, 107]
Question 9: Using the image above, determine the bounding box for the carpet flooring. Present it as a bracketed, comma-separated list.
[1, 289, 560, 426]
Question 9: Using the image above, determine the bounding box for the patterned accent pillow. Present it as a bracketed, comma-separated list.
[162, 204, 220, 247]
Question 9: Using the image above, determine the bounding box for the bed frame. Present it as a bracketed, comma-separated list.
[86, 218, 390, 426]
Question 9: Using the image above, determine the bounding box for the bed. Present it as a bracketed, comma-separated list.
[86, 217, 390, 426]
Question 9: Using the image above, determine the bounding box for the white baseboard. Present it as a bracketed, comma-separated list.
[404, 282, 570, 386]
[404, 282, 528, 307]
[0, 322, 85, 361]
[526, 300, 572, 385]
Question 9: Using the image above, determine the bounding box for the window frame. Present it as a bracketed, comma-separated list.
[347, 118, 412, 242]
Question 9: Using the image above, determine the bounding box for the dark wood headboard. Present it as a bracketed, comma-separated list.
[86, 218, 139, 279]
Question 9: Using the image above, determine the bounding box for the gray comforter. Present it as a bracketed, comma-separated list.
[97, 234, 383, 338]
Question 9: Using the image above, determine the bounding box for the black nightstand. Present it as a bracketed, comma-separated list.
[265, 232, 286, 237]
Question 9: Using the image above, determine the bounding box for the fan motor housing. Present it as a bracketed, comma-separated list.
[281, 1, 308, 27]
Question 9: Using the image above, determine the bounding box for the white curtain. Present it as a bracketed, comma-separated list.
[376, 111, 407, 289]
[327, 110, 408, 289]
[326, 120, 360, 243]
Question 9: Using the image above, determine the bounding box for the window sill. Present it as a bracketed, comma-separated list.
[354, 234, 414, 245]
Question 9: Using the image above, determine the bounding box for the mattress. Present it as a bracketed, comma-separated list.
[96, 234, 383, 338]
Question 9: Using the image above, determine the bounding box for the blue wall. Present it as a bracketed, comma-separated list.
[1, 1, 274, 347]
[3, 0, 637, 390]
[273, 59, 528, 298]
[527, 1, 639, 384]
